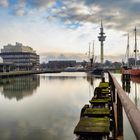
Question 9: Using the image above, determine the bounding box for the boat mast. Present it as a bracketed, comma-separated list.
[127, 33, 130, 67]
[134, 27, 138, 66]
[89, 42, 91, 62]
[89, 40, 94, 68]
[92, 40, 94, 63]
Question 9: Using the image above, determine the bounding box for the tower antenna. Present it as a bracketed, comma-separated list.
[98, 20, 106, 65]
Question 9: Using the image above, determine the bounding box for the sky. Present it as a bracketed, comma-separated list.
[0, 0, 140, 62]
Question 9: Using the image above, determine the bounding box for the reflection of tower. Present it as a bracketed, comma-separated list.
[98, 21, 106, 64]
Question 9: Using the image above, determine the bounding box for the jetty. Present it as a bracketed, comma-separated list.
[0, 70, 61, 78]
[74, 72, 140, 140]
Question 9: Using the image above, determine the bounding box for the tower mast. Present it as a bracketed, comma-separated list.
[98, 20, 106, 65]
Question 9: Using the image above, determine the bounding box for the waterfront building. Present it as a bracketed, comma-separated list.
[0, 42, 39, 71]
[47, 60, 76, 70]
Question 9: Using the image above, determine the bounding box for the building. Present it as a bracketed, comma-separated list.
[47, 60, 76, 70]
[0, 42, 39, 71]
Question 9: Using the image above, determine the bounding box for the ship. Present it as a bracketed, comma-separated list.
[91, 67, 104, 78]
[122, 27, 140, 76]
[130, 67, 140, 76]
[130, 27, 140, 76]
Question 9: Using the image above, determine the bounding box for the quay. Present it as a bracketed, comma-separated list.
[74, 72, 140, 140]
[0, 70, 61, 78]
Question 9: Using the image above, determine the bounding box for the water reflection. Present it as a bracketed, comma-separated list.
[122, 80, 131, 93]
[0, 73, 138, 140]
[131, 77, 140, 84]
[86, 75, 94, 86]
[41, 75, 77, 80]
[0, 75, 40, 101]
[0, 72, 90, 140]
[131, 77, 140, 108]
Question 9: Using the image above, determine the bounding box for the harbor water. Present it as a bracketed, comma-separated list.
[0, 72, 139, 140]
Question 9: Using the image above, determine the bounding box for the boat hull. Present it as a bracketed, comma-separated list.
[91, 68, 104, 78]
[131, 69, 140, 76]
[122, 67, 140, 76]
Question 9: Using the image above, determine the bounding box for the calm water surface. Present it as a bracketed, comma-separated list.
[0, 72, 139, 140]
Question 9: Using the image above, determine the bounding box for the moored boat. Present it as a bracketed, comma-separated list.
[131, 67, 140, 76]
[130, 27, 140, 76]
[122, 27, 140, 76]
[91, 67, 104, 78]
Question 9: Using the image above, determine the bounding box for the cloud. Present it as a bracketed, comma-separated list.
[28, 0, 56, 9]
[0, 0, 8, 7]
[44, 0, 140, 34]
[11, 0, 56, 16]
[40, 52, 86, 62]
[4, 0, 140, 33]
[13, 0, 26, 16]
[0, 0, 139, 60]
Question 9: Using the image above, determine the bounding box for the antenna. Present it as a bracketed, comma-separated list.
[98, 20, 106, 64]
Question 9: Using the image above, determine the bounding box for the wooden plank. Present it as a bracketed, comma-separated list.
[74, 117, 110, 135]
[84, 108, 110, 117]
[99, 82, 109, 88]
[89, 98, 111, 104]
[101, 88, 110, 94]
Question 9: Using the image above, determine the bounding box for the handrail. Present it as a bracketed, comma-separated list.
[109, 72, 140, 139]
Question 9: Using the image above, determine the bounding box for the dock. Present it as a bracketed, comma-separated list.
[74, 72, 140, 140]
[0, 70, 61, 78]
[74, 77, 112, 139]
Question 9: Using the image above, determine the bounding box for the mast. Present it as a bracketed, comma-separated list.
[89, 42, 91, 61]
[134, 27, 138, 66]
[98, 20, 106, 65]
[90, 40, 94, 68]
[92, 40, 94, 60]
[127, 33, 130, 67]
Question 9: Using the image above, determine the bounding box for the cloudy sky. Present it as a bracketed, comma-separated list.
[0, 0, 140, 62]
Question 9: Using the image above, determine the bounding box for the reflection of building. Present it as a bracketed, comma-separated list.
[0, 63, 15, 72]
[0, 75, 40, 101]
[47, 60, 76, 69]
[0, 42, 40, 70]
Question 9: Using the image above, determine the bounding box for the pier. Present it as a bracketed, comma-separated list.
[74, 72, 140, 140]
[0, 70, 61, 78]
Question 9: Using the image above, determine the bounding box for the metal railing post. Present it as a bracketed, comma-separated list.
[109, 72, 140, 139]
[117, 93, 123, 136]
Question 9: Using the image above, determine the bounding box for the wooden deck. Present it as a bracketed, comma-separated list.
[83, 108, 110, 117]
[74, 80, 112, 139]
[74, 117, 110, 135]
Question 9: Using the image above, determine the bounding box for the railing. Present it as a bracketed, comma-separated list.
[108, 72, 140, 139]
